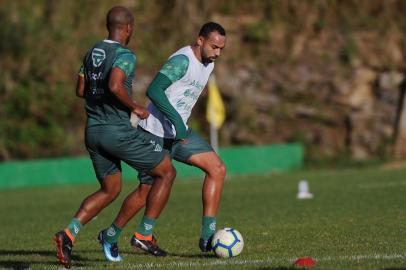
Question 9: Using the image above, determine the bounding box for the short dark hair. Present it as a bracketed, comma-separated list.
[198, 22, 226, 38]
[106, 6, 133, 31]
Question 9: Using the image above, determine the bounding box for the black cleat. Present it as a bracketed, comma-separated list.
[130, 235, 167, 257]
[199, 236, 213, 252]
[53, 231, 73, 268]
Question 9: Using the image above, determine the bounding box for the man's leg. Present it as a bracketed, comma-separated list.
[74, 172, 122, 225]
[187, 152, 226, 216]
[187, 151, 226, 249]
[54, 172, 122, 268]
[131, 154, 176, 256]
[171, 129, 226, 252]
[100, 182, 151, 259]
[112, 183, 151, 229]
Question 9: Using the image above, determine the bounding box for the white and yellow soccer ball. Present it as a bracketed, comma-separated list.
[211, 227, 244, 258]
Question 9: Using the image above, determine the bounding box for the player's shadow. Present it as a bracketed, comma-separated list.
[0, 260, 90, 270]
[0, 249, 99, 269]
[0, 249, 54, 256]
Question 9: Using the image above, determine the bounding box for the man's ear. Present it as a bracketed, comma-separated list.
[196, 36, 204, 47]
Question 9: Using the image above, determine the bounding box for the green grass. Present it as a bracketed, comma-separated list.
[1, 167, 406, 269]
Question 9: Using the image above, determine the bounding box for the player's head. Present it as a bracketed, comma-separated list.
[106, 6, 134, 45]
[196, 22, 226, 64]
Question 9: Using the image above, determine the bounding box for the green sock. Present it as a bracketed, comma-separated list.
[67, 218, 82, 240]
[104, 223, 122, 244]
[201, 216, 216, 241]
[136, 216, 156, 236]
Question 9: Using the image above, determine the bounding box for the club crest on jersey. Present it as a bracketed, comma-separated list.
[92, 48, 106, 67]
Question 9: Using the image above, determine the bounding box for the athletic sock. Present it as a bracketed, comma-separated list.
[201, 216, 216, 241]
[65, 218, 82, 242]
[104, 223, 122, 244]
[135, 216, 156, 240]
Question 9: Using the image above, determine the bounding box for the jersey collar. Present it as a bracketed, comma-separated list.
[103, 39, 120, 44]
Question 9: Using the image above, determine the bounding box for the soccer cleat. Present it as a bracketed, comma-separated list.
[199, 236, 213, 252]
[130, 235, 167, 257]
[97, 230, 123, 262]
[53, 231, 73, 268]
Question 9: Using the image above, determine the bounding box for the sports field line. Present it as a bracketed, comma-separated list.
[103, 252, 406, 269]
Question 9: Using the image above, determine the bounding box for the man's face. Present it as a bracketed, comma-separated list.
[125, 20, 134, 45]
[199, 31, 226, 64]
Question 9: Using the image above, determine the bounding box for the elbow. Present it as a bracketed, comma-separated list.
[146, 89, 153, 100]
[109, 81, 121, 95]
[76, 88, 84, 98]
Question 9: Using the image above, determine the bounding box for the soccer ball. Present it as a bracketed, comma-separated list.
[211, 227, 244, 258]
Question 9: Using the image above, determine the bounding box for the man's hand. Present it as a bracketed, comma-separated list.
[180, 138, 189, 145]
[109, 67, 149, 119]
[133, 105, 150, 119]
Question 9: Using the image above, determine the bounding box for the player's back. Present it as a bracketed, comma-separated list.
[81, 40, 136, 129]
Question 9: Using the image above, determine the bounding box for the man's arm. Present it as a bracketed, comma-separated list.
[147, 73, 188, 139]
[76, 75, 85, 98]
[76, 64, 85, 98]
[147, 54, 189, 140]
[109, 67, 149, 119]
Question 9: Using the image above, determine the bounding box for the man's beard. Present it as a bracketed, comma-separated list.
[202, 55, 214, 65]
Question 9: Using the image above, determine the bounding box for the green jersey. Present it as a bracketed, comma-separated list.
[79, 39, 136, 128]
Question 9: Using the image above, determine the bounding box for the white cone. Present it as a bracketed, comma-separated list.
[297, 180, 314, 199]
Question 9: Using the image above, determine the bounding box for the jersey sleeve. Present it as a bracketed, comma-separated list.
[147, 73, 188, 140]
[159, 54, 189, 83]
[112, 52, 136, 77]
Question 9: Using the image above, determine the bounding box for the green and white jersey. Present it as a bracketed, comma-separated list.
[80, 39, 136, 128]
[139, 46, 214, 138]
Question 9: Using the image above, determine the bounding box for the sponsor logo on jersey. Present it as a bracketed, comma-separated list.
[74, 225, 79, 234]
[190, 80, 204, 90]
[90, 72, 103, 80]
[176, 99, 186, 109]
[92, 48, 106, 67]
[184, 89, 199, 100]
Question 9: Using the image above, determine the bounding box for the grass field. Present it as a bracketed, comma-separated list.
[1, 167, 406, 269]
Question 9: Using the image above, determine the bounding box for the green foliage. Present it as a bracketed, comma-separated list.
[2, 0, 406, 161]
[339, 37, 358, 65]
[243, 22, 270, 43]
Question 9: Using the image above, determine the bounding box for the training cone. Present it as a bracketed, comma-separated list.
[294, 257, 316, 267]
[297, 180, 314, 199]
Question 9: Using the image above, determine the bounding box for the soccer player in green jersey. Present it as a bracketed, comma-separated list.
[99, 22, 227, 260]
[53, 6, 176, 268]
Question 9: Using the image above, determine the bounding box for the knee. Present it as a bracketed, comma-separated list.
[103, 184, 121, 201]
[165, 165, 177, 183]
[158, 164, 176, 185]
[209, 162, 226, 180]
